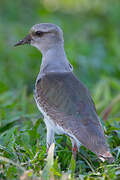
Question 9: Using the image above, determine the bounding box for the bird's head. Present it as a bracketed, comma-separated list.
[14, 23, 64, 54]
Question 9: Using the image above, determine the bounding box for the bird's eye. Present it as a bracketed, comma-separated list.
[35, 31, 44, 37]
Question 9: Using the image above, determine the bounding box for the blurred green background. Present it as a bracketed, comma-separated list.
[0, 0, 120, 179]
[1, 0, 120, 89]
[1, 0, 120, 114]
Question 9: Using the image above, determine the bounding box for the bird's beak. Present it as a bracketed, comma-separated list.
[14, 34, 32, 47]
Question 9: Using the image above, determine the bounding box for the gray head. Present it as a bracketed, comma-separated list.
[14, 23, 64, 54]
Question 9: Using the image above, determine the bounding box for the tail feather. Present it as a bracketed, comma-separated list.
[98, 151, 114, 163]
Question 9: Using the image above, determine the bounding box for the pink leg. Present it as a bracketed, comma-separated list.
[72, 143, 78, 153]
[71, 139, 78, 160]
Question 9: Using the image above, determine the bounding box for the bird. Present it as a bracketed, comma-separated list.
[14, 23, 113, 162]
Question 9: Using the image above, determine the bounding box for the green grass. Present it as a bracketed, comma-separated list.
[0, 87, 120, 179]
[0, 0, 120, 179]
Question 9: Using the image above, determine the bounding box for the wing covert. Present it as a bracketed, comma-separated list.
[35, 72, 109, 155]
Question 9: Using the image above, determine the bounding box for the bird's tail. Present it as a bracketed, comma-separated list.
[98, 151, 114, 163]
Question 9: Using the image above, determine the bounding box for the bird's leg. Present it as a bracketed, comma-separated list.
[71, 138, 78, 160]
[46, 126, 55, 153]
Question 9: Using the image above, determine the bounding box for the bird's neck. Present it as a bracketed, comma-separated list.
[39, 44, 73, 75]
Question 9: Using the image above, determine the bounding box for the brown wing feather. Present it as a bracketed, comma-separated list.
[35, 72, 109, 156]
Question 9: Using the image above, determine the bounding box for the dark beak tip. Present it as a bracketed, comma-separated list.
[14, 43, 19, 47]
[14, 34, 32, 47]
[14, 40, 23, 47]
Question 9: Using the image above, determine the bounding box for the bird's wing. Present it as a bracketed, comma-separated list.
[35, 72, 109, 156]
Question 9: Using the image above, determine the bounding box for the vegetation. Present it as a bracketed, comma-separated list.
[0, 0, 120, 179]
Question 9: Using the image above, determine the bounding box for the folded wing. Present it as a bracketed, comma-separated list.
[35, 72, 110, 157]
